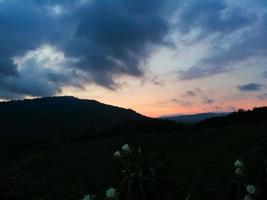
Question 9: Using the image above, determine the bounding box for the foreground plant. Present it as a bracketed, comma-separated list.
[80, 146, 267, 200]
[0, 173, 19, 199]
[105, 187, 118, 199]
[112, 143, 177, 200]
[211, 159, 266, 200]
[82, 194, 96, 200]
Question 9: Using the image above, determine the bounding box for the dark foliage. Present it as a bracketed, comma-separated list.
[195, 107, 267, 129]
[0, 97, 266, 199]
[0, 96, 146, 161]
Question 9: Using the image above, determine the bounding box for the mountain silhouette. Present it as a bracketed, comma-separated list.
[0, 96, 147, 135]
[161, 112, 229, 123]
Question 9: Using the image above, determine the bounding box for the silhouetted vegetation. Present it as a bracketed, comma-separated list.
[0, 96, 146, 135]
[0, 97, 267, 199]
[196, 107, 267, 129]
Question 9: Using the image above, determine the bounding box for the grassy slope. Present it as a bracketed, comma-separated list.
[2, 123, 267, 198]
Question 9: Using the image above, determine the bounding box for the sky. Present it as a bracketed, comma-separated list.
[0, 0, 267, 117]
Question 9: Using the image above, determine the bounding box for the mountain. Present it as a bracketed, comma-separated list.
[1, 106, 267, 199]
[197, 107, 267, 128]
[161, 112, 229, 123]
[0, 96, 180, 161]
[0, 96, 147, 135]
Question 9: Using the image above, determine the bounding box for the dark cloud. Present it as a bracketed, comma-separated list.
[185, 90, 196, 97]
[177, 0, 253, 36]
[177, 0, 267, 80]
[179, 63, 229, 80]
[263, 72, 267, 78]
[202, 96, 214, 104]
[186, 88, 214, 104]
[0, 59, 18, 76]
[0, 0, 72, 98]
[237, 83, 263, 91]
[0, 0, 177, 98]
[69, 0, 178, 88]
[173, 88, 214, 107]
[140, 75, 164, 87]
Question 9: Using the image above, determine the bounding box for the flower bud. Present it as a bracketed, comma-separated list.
[234, 160, 243, 168]
[82, 194, 94, 200]
[113, 151, 121, 158]
[106, 187, 116, 198]
[235, 168, 242, 175]
[122, 144, 130, 152]
[246, 185, 256, 194]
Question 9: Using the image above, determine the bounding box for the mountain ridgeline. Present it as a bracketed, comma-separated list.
[0, 96, 147, 135]
[162, 112, 229, 123]
[0, 96, 266, 136]
[0, 96, 178, 161]
[0, 97, 267, 200]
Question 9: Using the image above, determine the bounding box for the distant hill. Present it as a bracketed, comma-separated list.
[161, 112, 229, 123]
[0, 96, 147, 135]
[196, 107, 267, 128]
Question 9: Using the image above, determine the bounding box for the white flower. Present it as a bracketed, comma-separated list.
[122, 144, 130, 152]
[106, 187, 116, 198]
[244, 194, 252, 200]
[234, 160, 243, 168]
[246, 185, 256, 194]
[235, 168, 243, 175]
[82, 194, 90, 200]
[113, 150, 121, 157]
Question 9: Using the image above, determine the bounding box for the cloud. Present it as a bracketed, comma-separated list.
[185, 90, 196, 97]
[202, 96, 214, 104]
[179, 63, 229, 80]
[177, 0, 253, 36]
[257, 93, 267, 100]
[140, 75, 164, 87]
[237, 83, 263, 91]
[173, 88, 214, 107]
[172, 98, 194, 107]
[186, 88, 214, 104]
[177, 0, 267, 80]
[263, 71, 267, 78]
[1, 0, 266, 99]
[0, 0, 177, 99]
[0, 45, 84, 99]
[69, 0, 179, 88]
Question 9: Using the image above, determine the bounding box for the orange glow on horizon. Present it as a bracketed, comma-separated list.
[59, 80, 267, 118]
[138, 99, 267, 118]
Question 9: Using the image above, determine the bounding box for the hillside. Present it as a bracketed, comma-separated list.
[196, 107, 267, 128]
[0, 96, 148, 161]
[0, 96, 147, 135]
[161, 112, 229, 123]
[1, 102, 267, 199]
[1, 109, 267, 199]
[0, 97, 181, 162]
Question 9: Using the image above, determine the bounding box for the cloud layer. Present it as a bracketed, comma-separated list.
[178, 0, 267, 80]
[0, 0, 267, 100]
[0, 0, 177, 98]
[237, 83, 263, 91]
